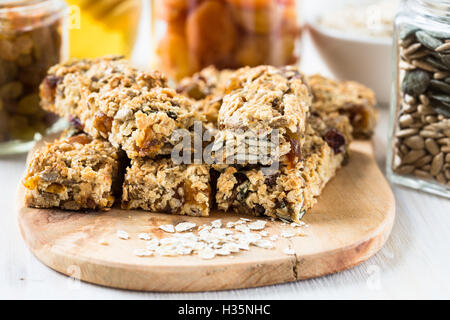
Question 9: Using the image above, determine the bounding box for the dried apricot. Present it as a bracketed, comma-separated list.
[230, 4, 277, 34]
[156, 32, 198, 80]
[234, 34, 270, 66]
[186, 0, 236, 67]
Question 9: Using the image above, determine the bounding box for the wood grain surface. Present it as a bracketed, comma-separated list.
[16, 138, 395, 292]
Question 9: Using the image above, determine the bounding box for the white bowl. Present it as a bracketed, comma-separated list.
[308, 18, 393, 106]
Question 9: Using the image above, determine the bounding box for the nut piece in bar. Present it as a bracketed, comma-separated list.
[216, 65, 312, 166]
[307, 74, 377, 138]
[23, 133, 122, 210]
[39, 57, 202, 159]
[122, 158, 210, 217]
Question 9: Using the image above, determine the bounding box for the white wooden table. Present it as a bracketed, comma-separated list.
[1, 1, 449, 300]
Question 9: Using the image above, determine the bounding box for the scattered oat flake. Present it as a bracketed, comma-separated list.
[283, 247, 296, 255]
[159, 224, 175, 233]
[248, 220, 267, 230]
[281, 230, 296, 238]
[175, 222, 196, 232]
[226, 221, 236, 228]
[269, 235, 279, 241]
[215, 248, 231, 256]
[291, 222, 305, 227]
[138, 233, 151, 240]
[198, 249, 216, 260]
[259, 231, 268, 237]
[240, 217, 251, 222]
[235, 224, 250, 233]
[117, 230, 129, 240]
[254, 239, 274, 249]
[133, 249, 153, 257]
[146, 239, 159, 250]
[211, 219, 222, 228]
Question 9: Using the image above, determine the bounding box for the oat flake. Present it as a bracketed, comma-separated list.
[175, 222, 196, 232]
[138, 233, 151, 240]
[117, 230, 129, 240]
[159, 224, 175, 233]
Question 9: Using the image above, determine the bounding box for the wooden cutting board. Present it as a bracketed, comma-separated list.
[16, 137, 395, 292]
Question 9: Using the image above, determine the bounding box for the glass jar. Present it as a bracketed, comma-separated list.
[66, 0, 141, 58]
[151, 0, 302, 80]
[0, 0, 67, 155]
[387, 0, 450, 198]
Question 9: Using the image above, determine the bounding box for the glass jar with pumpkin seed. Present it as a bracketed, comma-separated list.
[151, 0, 302, 80]
[0, 0, 68, 155]
[387, 0, 450, 197]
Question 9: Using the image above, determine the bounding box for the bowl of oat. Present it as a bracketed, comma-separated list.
[308, 0, 399, 105]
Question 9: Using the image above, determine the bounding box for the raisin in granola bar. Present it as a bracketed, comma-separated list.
[122, 158, 210, 217]
[23, 133, 122, 210]
[307, 74, 377, 138]
[40, 57, 202, 159]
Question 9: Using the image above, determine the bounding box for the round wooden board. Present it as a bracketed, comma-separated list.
[17, 138, 395, 292]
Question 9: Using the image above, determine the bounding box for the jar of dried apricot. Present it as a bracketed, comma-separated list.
[0, 0, 67, 155]
[151, 0, 302, 80]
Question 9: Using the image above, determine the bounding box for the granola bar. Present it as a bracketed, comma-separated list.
[122, 158, 210, 217]
[216, 65, 312, 166]
[214, 112, 350, 222]
[40, 57, 202, 159]
[23, 133, 122, 210]
[307, 74, 377, 138]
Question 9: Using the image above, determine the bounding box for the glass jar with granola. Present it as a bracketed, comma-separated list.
[388, 0, 450, 197]
[0, 0, 67, 155]
[151, 0, 302, 80]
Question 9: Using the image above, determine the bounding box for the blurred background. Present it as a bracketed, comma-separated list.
[0, 0, 400, 155]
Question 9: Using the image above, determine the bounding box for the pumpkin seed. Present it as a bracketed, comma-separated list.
[400, 25, 418, 40]
[415, 31, 443, 50]
[439, 54, 450, 68]
[425, 30, 450, 39]
[425, 57, 449, 71]
[429, 92, 450, 103]
[402, 70, 431, 95]
[429, 80, 450, 94]
[431, 103, 450, 118]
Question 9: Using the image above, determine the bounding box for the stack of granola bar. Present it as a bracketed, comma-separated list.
[23, 57, 376, 222]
